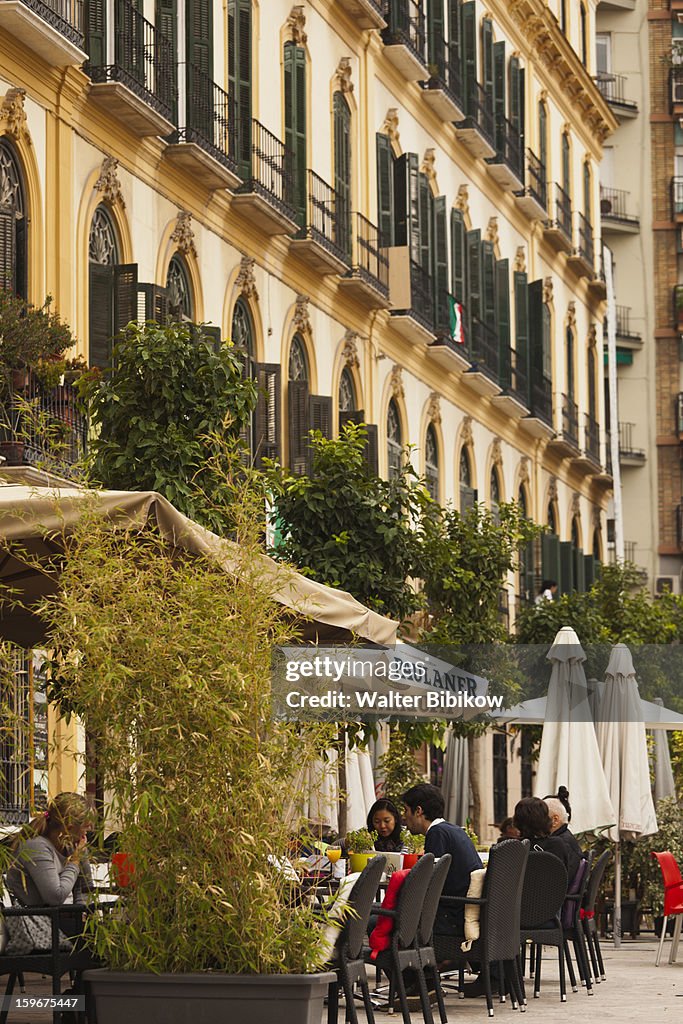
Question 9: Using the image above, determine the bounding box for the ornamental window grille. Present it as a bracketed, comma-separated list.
[0, 144, 23, 215]
[88, 205, 119, 266]
[387, 399, 402, 479]
[490, 466, 501, 524]
[166, 254, 193, 321]
[338, 367, 356, 413]
[425, 424, 439, 500]
[288, 334, 308, 381]
[232, 298, 254, 370]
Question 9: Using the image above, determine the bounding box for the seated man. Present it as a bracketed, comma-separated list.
[541, 796, 583, 884]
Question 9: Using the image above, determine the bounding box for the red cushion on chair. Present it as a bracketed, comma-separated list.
[652, 852, 683, 917]
[368, 868, 411, 960]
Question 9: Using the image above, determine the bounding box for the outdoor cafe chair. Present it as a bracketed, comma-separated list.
[326, 853, 386, 1024]
[414, 854, 452, 1024]
[364, 852, 435, 1024]
[519, 850, 569, 1002]
[651, 851, 683, 967]
[581, 848, 611, 982]
[562, 851, 595, 994]
[433, 838, 529, 1019]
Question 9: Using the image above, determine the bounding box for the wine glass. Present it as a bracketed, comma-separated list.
[326, 843, 342, 865]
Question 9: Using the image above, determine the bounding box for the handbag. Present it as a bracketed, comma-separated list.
[3, 912, 73, 955]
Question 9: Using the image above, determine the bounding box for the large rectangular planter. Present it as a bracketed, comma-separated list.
[84, 969, 335, 1024]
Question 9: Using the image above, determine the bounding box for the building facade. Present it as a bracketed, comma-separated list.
[1, 0, 615, 828]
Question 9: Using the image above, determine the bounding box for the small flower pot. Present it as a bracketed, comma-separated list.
[348, 852, 374, 874]
[402, 854, 419, 869]
[0, 441, 26, 466]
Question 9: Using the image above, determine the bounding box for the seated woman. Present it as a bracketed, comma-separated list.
[496, 817, 520, 842]
[512, 796, 552, 845]
[6, 792, 94, 914]
[366, 799, 408, 853]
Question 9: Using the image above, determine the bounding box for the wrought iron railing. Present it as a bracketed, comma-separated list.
[671, 68, 683, 110]
[426, 37, 464, 110]
[526, 149, 547, 211]
[615, 305, 641, 339]
[402, 258, 434, 333]
[575, 211, 594, 269]
[585, 413, 600, 464]
[85, 0, 175, 121]
[593, 72, 637, 110]
[462, 80, 495, 145]
[468, 316, 499, 382]
[19, 0, 84, 47]
[671, 177, 683, 217]
[382, 0, 427, 66]
[492, 113, 524, 181]
[297, 170, 352, 266]
[547, 181, 572, 240]
[600, 186, 638, 225]
[618, 421, 645, 459]
[237, 119, 296, 222]
[506, 346, 529, 407]
[170, 64, 237, 175]
[531, 375, 552, 425]
[0, 370, 87, 476]
[349, 213, 389, 297]
[561, 393, 579, 448]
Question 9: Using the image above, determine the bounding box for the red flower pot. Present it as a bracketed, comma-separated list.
[402, 854, 419, 869]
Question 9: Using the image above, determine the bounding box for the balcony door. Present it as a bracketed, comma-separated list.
[333, 92, 351, 259]
[0, 140, 27, 299]
[284, 42, 307, 228]
[186, 0, 213, 138]
[156, 0, 178, 119]
[228, 0, 252, 178]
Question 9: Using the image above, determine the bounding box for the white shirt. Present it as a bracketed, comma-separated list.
[426, 817, 446, 831]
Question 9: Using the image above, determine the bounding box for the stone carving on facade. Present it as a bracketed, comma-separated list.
[427, 392, 441, 426]
[548, 476, 558, 503]
[342, 329, 360, 369]
[514, 246, 526, 273]
[390, 364, 404, 400]
[461, 415, 473, 447]
[294, 294, 312, 335]
[519, 456, 530, 485]
[0, 88, 29, 145]
[235, 255, 259, 300]
[421, 149, 437, 188]
[94, 156, 125, 208]
[571, 492, 581, 518]
[567, 300, 576, 329]
[543, 276, 553, 305]
[491, 436, 503, 467]
[383, 108, 400, 147]
[455, 184, 469, 218]
[588, 324, 597, 348]
[335, 57, 354, 95]
[486, 216, 499, 248]
[286, 5, 307, 45]
[170, 210, 197, 257]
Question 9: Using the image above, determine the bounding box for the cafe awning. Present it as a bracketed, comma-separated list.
[0, 467, 398, 648]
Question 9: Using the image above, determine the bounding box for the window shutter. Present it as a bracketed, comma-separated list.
[228, 0, 252, 172]
[482, 17, 494, 105]
[418, 173, 432, 276]
[88, 264, 114, 369]
[376, 134, 395, 247]
[560, 541, 574, 595]
[85, 0, 107, 68]
[0, 206, 15, 293]
[450, 208, 465, 305]
[288, 378, 310, 475]
[466, 229, 482, 323]
[339, 409, 364, 432]
[394, 153, 420, 259]
[496, 259, 510, 385]
[113, 263, 138, 337]
[509, 56, 523, 139]
[186, 0, 213, 77]
[482, 240, 496, 330]
[432, 196, 449, 332]
[156, 0, 177, 60]
[528, 278, 543, 378]
[493, 41, 505, 153]
[284, 43, 307, 226]
[562, 134, 570, 198]
[584, 553, 596, 589]
[333, 93, 352, 258]
[514, 270, 529, 402]
[200, 325, 222, 352]
[538, 101, 547, 172]
[364, 424, 379, 476]
[573, 546, 586, 593]
[137, 284, 169, 324]
[461, 2, 477, 109]
[307, 395, 332, 472]
[427, 0, 445, 76]
[541, 532, 560, 587]
[254, 363, 281, 465]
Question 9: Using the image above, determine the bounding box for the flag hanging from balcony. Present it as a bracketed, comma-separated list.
[448, 295, 465, 345]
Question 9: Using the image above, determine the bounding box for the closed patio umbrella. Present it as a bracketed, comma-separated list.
[533, 626, 616, 835]
[596, 643, 658, 947]
[440, 729, 470, 826]
[651, 699, 676, 803]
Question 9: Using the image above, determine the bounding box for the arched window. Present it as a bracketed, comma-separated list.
[518, 484, 527, 518]
[89, 205, 119, 267]
[425, 424, 439, 501]
[232, 297, 254, 368]
[583, 161, 592, 224]
[333, 91, 352, 258]
[566, 327, 575, 402]
[490, 465, 501, 524]
[538, 101, 548, 176]
[89, 204, 134, 369]
[0, 139, 27, 298]
[561, 133, 571, 202]
[338, 366, 356, 413]
[166, 254, 193, 321]
[387, 399, 402, 479]
[288, 333, 310, 473]
[571, 515, 581, 548]
[460, 447, 476, 511]
[580, 3, 587, 66]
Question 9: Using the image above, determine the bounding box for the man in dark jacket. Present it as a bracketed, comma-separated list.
[542, 797, 583, 883]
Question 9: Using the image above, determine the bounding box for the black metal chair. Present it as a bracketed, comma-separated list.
[364, 853, 435, 1024]
[414, 855, 452, 1024]
[563, 851, 595, 995]
[326, 853, 386, 1024]
[434, 838, 529, 1019]
[581, 849, 611, 983]
[519, 850, 569, 1002]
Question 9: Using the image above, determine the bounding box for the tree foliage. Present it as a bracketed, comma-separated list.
[82, 322, 257, 534]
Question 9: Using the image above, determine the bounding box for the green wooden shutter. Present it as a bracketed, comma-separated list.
[228, 0, 253, 175]
[482, 240, 496, 330]
[514, 270, 529, 402]
[395, 153, 420, 260]
[376, 134, 395, 247]
[334, 92, 352, 259]
[418, 172, 432, 276]
[583, 160, 592, 222]
[288, 378, 310, 475]
[186, 0, 213, 77]
[509, 57, 524, 141]
[432, 196, 449, 332]
[284, 43, 307, 227]
[528, 278, 544, 377]
[466, 229, 482, 323]
[496, 259, 510, 386]
[113, 263, 139, 337]
[562, 133, 570, 198]
[538, 101, 547, 171]
[428, 0, 445, 77]
[0, 206, 15, 293]
[493, 41, 505, 153]
[560, 541, 574, 595]
[541, 532, 560, 588]
[308, 395, 333, 472]
[461, 2, 477, 112]
[85, 0, 107, 69]
[482, 17, 494, 106]
[449, 0, 461, 71]
[156, 0, 177, 58]
[254, 363, 281, 465]
[451, 208, 465, 305]
[137, 284, 169, 324]
[584, 554, 596, 589]
[574, 546, 586, 593]
[88, 264, 114, 369]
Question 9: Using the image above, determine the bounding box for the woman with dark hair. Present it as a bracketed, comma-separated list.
[366, 798, 407, 853]
[512, 797, 552, 842]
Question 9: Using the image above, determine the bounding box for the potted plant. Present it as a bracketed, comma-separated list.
[401, 829, 425, 868]
[0, 292, 75, 384]
[345, 828, 377, 874]
[41, 473, 335, 1024]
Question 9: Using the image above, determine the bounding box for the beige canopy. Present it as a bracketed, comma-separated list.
[0, 467, 398, 648]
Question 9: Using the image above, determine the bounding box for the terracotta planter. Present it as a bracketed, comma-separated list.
[0, 441, 26, 466]
[84, 969, 336, 1024]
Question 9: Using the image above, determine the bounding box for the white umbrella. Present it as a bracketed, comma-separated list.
[344, 738, 376, 831]
[596, 643, 658, 948]
[441, 730, 470, 826]
[533, 627, 617, 835]
[651, 700, 676, 802]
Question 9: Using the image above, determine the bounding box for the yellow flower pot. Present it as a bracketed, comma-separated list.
[348, 852, 374, 874]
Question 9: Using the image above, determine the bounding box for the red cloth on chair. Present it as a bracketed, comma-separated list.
[368, 868, 410, 960]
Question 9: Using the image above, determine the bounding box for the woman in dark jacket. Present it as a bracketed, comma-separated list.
[366, 799, 408, 853]
[512, 796, 552, 843]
